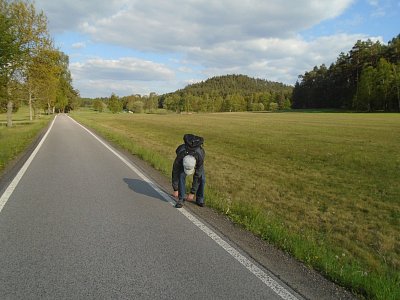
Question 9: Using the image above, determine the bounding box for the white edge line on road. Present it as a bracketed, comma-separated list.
[67, 115, 299, 300]
[0, 115, 57, 213]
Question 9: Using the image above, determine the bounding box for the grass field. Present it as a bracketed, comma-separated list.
[71, 109, 399, 299]
[0, 106, 52, 175]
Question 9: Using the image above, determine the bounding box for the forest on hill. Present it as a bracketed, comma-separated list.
[292, 34, 400, 112]
[159, 75, 293, 112]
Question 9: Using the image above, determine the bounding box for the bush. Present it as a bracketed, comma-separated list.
[251, 102, 265, 111]
[130, 101, 144, 113]
[269, 102, 278, 111]
[93, 100, 105, 112]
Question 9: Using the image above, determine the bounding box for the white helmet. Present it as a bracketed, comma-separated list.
[183, 155, 196, 175]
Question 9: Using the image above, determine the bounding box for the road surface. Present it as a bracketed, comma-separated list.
[0, 114, 305, 299]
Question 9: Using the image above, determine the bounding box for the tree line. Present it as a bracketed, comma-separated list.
[85, 75, 293, 114]
[292, 35, 400, 112]
[81, 92, 160, 114]
[0, 0, 78, 127]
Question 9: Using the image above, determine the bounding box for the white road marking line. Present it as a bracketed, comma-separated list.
[68, 115, 300, 300]
[180, 208, 300, 300]
[0, 116, 57, 214]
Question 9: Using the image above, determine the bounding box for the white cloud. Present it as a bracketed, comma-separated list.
[368, 0, 379, 6]
[69, 57, 176, 97]
[75, 0, 354, 51]
[35, 1, 132, 33]
[73, 79, 162, 98]
[71, 57, 174, 81]
[72, 42, 86, 49]
[367, 0, 399, 18]
[185, 33, 369, 84]
[36, 0, 382, 97]
[37, 0, 354, 48]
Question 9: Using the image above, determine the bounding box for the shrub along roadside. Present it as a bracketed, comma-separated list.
[70, 111, 399, 300]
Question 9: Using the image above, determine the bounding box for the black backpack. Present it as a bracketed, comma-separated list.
[183, 134, 203, 150]
[180, 134, 204, 161]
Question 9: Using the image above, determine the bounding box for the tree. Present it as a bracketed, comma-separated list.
[29, 48, 61, 114]
[0, 0, 23, 126]
[55, 52, 77, 113]
[214, 95, 224, 112]
[93, 99, 105, 112]
[392, 64, 400, 111]
[330, 52, 353, 108]
[376, 58, 393, 110]
[354, 66, 376, 111]
[223, 94, 246, 112]
[385, 35, 400, 64]
[125, 94, 142, 111]
[23, 4, 50, 117]
[108, 93, 122, 113]
[132, 101, 144, 113]
[269, 102, 278, 111]
[10, 0, 52, 118]
[143, 92, 158, 113]
[55, 93, 67, 113]
[251, 102, 264, 111]
[0, 0, 55, 124]
[163, 93, 181, 112]
[293, 35, 399, 111]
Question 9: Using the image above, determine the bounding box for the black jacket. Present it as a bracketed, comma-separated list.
[172, 134, 205, 194]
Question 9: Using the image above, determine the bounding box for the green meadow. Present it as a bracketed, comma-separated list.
[71, 110, 399, 300]
[0, 107, 52, 175]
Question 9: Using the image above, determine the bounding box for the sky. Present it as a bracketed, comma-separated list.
[33, 0, 400, 98]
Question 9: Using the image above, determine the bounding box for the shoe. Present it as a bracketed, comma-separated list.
[175, 201, 183, 208]
[196, 201, 204, 207]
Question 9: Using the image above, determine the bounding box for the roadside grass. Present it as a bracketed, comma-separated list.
[0, 106, 52, 175]
[71, 109, 400, 300]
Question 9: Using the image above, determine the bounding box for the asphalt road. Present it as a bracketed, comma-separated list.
[0, 114, 304, 299]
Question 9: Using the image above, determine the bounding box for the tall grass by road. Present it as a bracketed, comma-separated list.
[0, 107, 52, 175]
[72, 110, 399, 299]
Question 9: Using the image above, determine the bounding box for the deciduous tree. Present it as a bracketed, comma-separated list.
[108, 93, 122, 113]
[354, 66, 376, 111]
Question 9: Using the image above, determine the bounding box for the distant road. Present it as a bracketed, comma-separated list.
[0, 114, 302, 299]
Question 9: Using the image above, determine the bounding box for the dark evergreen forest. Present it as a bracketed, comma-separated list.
[292, 34, 400, 112]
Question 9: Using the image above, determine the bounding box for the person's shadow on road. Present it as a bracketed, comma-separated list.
[123, 178, 168, 203]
